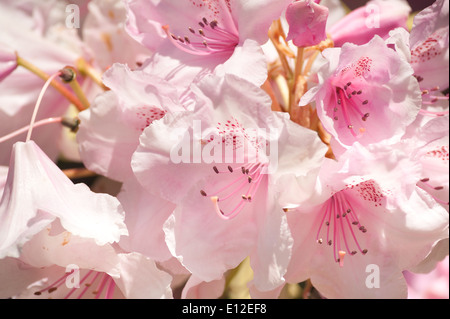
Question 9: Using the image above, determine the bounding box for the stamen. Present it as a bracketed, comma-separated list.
[26, 71, 61, 142]
[316, 192, 369, 266]
[204, 162, 267, 220]
[162, 14, 239, 57]
[0, 117, 63, 144]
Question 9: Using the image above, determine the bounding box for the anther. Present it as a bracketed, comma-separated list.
[200, 190, 207, 196]
[228, 165, 233, 172]
[199, 29, 205, 36]
[61, 117, 80, 133]
[420, 178, 430, 182]
[248, 176, 252, 183]
[210, 20, 218, 29]
[59, 67, 76, 82]
[434, 186, 444, 190]
[213, 166, 219, 174]
[189, 27, 195, 34]
[202, 17, 208, 25]
[199, 22, 205, 28]
[347, 82, 352, 86]
[362, 113, 370, 121]
[362, 249, 368, 255]
[318, 238, 323, 244]
[362, 100, 369, 105]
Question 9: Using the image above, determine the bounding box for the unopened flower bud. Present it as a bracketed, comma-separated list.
[286, 0, 329, 47]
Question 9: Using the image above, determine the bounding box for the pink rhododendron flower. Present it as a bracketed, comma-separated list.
[300, 35, 421, 152]
[285, 0, 329, 47]
[328, 0, 411, 47]
[0, 141, 128, 258]
[77, 63, 184, 182]
[0, 221, 173, 299]
[0, 0, 447, 301]
[281, 143, 449, 298]
[125, 0, 292, 88]
[131, 74, 327, 291]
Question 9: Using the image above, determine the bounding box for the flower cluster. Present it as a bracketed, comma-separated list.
[0, 0, 448, 299]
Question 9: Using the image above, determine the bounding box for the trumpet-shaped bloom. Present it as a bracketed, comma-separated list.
[131, 74, 328, 291]
[0, 141, 128, 259]
[0, 220, 173, 299]
[300, 35, 421, 152]
[125, 0, 292, 88]
[282, 143, 449, 298]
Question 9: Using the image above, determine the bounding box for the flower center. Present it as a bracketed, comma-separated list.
[316, 191, 368, 267]
[162, 15, 239, 56]
[200, 162, 267, 220]
[331, 80, 371, 138]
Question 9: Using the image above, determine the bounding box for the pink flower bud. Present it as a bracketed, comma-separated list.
[285, 0, 329, 47]
[0, 46, 17, 82]
[329, 0, 411, 47]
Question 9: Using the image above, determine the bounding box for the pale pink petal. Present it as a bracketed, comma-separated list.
[114, 252, 173, 299]
[409, 0, 449, 90]
[0, 141, 128, 258]
[215, 39, 268, 86]
[302, 36, 421, 151]
[181, 275, 226, 299]
[0, 46, 17, 82]
[117, 176, 176, 262]
[77, 63, 183, 182]
[234, 0, 292, 45]
[163, 194, 257, 283]
[82, 0, 152, 71]
[249, 199, 293, 291]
